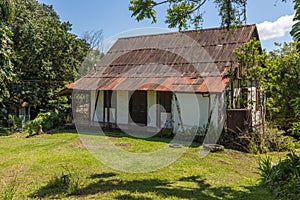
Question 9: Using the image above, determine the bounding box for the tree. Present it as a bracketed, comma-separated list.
[0, 0, 15, 120]
[233, 40, 300, 134]
[82, 30, 103, 50]
[79, 30, 104, 78]
[264, 42, 300, 131]
[0, 0, 15, 23]
[9, 0, 89, 118]
[129, 0, 287, 30]
[291, 0, 300, 51]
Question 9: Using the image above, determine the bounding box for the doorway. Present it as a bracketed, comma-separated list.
[129, 91, 147, 125]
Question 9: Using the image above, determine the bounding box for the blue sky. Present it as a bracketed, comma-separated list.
[38, 0, 295, 51]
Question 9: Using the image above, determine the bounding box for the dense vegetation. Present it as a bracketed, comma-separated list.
[0, 0, 90, 129]
[259, 152, 300, 199]
[234, 40, 300, 137]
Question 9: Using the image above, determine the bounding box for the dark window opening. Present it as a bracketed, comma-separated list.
[104, 90, 116, 108]
[158, 92, 172, 112]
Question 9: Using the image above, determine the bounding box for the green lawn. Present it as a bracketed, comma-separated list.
[0, 131, 287, 199]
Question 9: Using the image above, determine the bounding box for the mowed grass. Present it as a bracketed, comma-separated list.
[0, 131, 286, 199]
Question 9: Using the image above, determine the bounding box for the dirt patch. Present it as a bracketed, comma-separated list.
[70, 140, 85, 149]
[115, 143, 131, 148]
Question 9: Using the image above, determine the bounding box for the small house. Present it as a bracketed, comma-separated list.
[69, 24, 263, 134]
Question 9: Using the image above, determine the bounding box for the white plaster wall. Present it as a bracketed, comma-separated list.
[90, 90, 103, 122]
[161, 112, 172, 128]
[172, 92, 226, 133]
[197, 94, 210, 128]
[117, 91, 129, 124]
[147, 91, 157, 127]
[173, 93, 209, 132]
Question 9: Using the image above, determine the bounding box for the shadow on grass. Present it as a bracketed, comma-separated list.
[32, 173, 273, 199]
[88, 172, 117, 179]
[30, 176, 69, 199]
[78, 130, 202, 148]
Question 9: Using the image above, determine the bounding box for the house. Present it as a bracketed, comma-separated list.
[69, 24, 263, 134]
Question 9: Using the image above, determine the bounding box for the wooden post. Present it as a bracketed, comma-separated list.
[92, 91, 100, 123]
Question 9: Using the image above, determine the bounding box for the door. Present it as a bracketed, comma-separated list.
[129, 91, 147, 125]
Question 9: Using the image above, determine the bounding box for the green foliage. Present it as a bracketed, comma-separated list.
[258, 152, 300, 199]
[289, 122, 300, 138]
[129, 0, 246, 30]
[214, 0, 247, 28]
[165, 2, 203, 30]
[8, 0, 89, 116]
[220, 126, 295, 153]
[27, 111, 58, 135]
[7, 114, 24, 131]
[0, 0, 15, 23]
[291, 0, 300, 51]
[129, 0, 290, 30]
[233, 38, 267, 83]
[129, 0, 157, 23]
[0, 23, 15, 107]
[0, 0, 15, 116]
[234, 40, 300, 134]
[36, 166, 80, 197]
[264, 43, 300, 130]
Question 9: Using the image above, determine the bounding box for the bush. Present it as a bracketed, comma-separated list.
[32, 166, 81, 198]
[258, 152, 300, 199]
[27, 111, 59, 135]
[288, 122, 300, 139]
[220, 126, 295, 154]
[7, 114, 25, 132]
[257, 128, 295, 153]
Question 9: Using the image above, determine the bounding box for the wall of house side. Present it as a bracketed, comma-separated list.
[90, 90, 104, 122]
[147, 91, 157, 127]
[172, 93, 210, 133]
[117, 91, 129, 124]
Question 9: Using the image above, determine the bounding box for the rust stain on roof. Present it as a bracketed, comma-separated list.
[71, 24, 259, 93]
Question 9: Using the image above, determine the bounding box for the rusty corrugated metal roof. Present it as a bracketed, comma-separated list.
[72, 24, 259, 93]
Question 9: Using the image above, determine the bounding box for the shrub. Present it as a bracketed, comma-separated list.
[258, 152, 300, 199]
[288, 122, 300, 139]
[27, 111, 58, 135]
[7, 114, 25, 132]
[262, 128, 295, 153]
[32, 166, 81, 198]
[220, 127, 295, 154]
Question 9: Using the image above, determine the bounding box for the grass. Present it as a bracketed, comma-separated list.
[0, 130, 290, 199]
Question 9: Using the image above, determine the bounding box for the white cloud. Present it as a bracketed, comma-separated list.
[257, 14, 294, 40]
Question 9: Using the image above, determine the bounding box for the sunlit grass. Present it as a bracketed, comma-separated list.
[0, 131, 287, 199]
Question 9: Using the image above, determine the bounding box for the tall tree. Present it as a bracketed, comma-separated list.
[264, 42, 300, 130]
[291, 0, 300, 51]
[79, 30, 104, 78]
[10, 0, 89, 117]
[234, 40, 300, 133]
[0, 0, 15, 23]
[129, 0, 287, 30]
[0, 0, 15, 119]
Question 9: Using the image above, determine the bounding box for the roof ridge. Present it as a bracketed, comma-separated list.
[118, 24, 257, 40]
